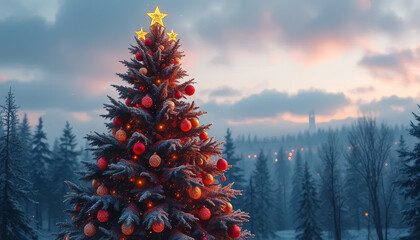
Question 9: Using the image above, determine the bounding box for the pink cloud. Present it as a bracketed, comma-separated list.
[71, 112, 93, 122]
[0, 74, 8, 82]
[359, 46, 420, 84]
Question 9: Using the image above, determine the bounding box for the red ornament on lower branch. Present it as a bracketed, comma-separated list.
[97, 157, 109, 170]
[217, 158, 228, 171]
[198, 207, 211, 220]
[97, 209, 109, 223]
[228, 224, 241, 238]
[133, 142, 145, 155]
[152, 221, 165, 233]
[185, 84, 195, 96]
[180, 119, 192, 132]
[84, 223, 96, 237]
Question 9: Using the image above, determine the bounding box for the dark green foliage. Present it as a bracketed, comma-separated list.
[273, 148, 289, 230]
[51, 122, 80, 223]
[223, 128, 245, 204]
[30, 117, 51, 228]
[290, 150, 304, 225]
[0, 89, 37, 240]
[245, 150, 276, 240]
[296, 162, 322, 240]
[398, 107, 420, 240]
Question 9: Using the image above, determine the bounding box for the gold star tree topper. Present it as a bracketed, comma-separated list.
[135, 27, 148, 40]
[147, 5, 168, 26]
[167, 29, 178, 41]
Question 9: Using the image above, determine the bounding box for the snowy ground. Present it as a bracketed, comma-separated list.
[40, 229, 408, 240]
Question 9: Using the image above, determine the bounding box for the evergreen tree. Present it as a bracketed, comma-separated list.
[290, 150, 304, 224]
[398, 107, 420, 240]
[51, 122, 80, 222]
[296, 162, 322, 240]
[18, 114, 33, 214]
[242, 177, 256, 237]
[273, 147, 289, 230]
[0, 89, 37, 239]
[223, 128, 245, 192]
[56, 7, 251, 240]
[30, 117, 51, 228]
[48, 139, 61, 230]
[250, 150, 276, 240]
[18, 114, 32, 174]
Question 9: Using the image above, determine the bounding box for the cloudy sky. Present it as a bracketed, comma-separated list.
[1, 0, 420, 143]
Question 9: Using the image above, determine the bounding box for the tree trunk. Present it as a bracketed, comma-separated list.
[371, 190, 384, 240]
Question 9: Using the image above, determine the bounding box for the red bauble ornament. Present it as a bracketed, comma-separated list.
[97, 185, 109, 196]
[121, 222, 135, 235]
[202, 238, 207, 240]
[228, 225, 241, 238]
[141, 95, 153, 108]
[145, 39, 152, 46]
[74, 204, 81, 212]
[175, 91, 182, 99]
[202, 173, 214, 185]
[84, 223, 96, 237]
[180, 119, 192, 132]
[97, 209, 109, 223]
[133, 142, 145, 155]
[185, 85, 195, 96]
[198, 207, 211, 220]
[217, 158, 228, 171]
[97, 157, 109, 170]
[126, 98, 132, 107]
[135, 52, 143, 61]
[222, 175, 226, 182]
[152, 221, 164, 233]
[113, 117, 123, 127]
[199, 131, 208, 140]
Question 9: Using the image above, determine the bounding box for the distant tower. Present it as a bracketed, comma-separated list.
[309, 111, 316, 134]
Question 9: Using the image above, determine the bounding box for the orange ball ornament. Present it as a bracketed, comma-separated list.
[115, 129, 127, 141]
[202, 173, 214, 185]
[152, 221, 165, 233]
[149, 153, 162, 167]
[159, 45, 165, 51]
[180, 119, 192, 132]
[199, 131, 208, 140]
[174, 57, 180, 64]
[224, 202, 233, 213]
[84, 223, 96, 237]
[190, 118, 199, 128]
[189, 186, 201, 200]
[121, 222, 135, 235]
[97, 184, 109, 196]
[198, 207, 211, 220]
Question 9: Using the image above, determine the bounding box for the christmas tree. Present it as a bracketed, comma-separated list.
[56, 6, 251, 240]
